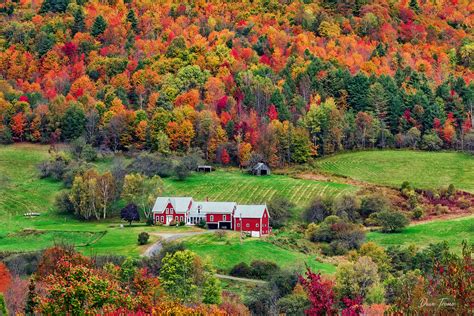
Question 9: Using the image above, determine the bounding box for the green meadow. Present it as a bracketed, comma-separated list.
[315, 150, 474, 192]
[367, 215, 474, 253]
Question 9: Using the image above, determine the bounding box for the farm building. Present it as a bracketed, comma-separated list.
[250, 162, 271, 176]
[196, 165, 213, 172]
[152, 197, 193, 225]
[234, 205, 270, 237]
[151, 197, 270, 237]
[189, 201, 236, 229]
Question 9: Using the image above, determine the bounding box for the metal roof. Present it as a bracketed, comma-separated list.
[190, 201, 236, 215]
[235, 204, 269, 218]
[152, 197, 193, 214]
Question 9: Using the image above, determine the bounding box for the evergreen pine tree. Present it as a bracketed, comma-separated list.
[91, 15, 107, 37]
[127, 9, 138, 32]
[72, 8, 86, 35]
[24, 279, 38, 315]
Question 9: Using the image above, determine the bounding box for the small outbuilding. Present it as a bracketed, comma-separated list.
[250, 162, 271, 176]
[197, 165, 213, 172]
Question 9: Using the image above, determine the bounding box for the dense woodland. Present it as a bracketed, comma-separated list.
[0, 0, 473, 166]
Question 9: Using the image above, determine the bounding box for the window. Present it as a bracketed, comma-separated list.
[223, 215, 226, 221]
[161, 216, 164, 222]
[246, 223, 250, 228]
[180, 216, 183, 222]
[256, 224, 259, 228]
[210, 215, 214, 222]
[237, 223, 241, 227]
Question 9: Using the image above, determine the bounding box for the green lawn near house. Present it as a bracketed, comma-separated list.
[315, 150, 474, 192]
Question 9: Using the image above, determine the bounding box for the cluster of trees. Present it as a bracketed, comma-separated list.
[0, 245, 229, 315]
[1, 239, 472, 315]
[241, 241, 473, 315]
[0, 0, 472, 166]
[44, 145, 205, 221]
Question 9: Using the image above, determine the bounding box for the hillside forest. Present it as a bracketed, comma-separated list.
[0, 0, 473, 166]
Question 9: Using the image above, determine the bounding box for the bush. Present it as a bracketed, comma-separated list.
[174, 162, 190, 180]
[128, 153, 174, 178]
[360, 194, 391, 218]
[169, 220, 177, 226]
[303, 197, 333, 223]
[457, 198, 470, 209]
[55, 191, 74, 214]
[230, 262, 253, 278]
[412, 207, 424, 219]
[178, 221, 186, 226]
[306, 216, 365, 255]
[250, 260, 280, 280]
[215, 230, 227, 239]
[3, 251, 42, 276]
[138, 232, 150, 245]
[421, 133, 443, 151]
[434, 204, 449, 215]
[375, 211, 409, 233]
[332, 194, 361, 222]
[196, 219, 207, 228]
[268, 195, 294, 228]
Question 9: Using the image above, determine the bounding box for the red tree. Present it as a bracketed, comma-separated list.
[298, 267, 336, 315]
[0, 262, 12, 292]
[220, 148, 230, 165]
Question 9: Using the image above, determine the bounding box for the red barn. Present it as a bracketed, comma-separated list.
[234, 205, 270, 237]
[189, 201, 236, 229]
[152, 197, 193, 225]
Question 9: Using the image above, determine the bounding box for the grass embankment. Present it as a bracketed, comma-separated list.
[183, 232, 336, 274]
[315, 150, 474, 193]
[367, 215, 474, 253]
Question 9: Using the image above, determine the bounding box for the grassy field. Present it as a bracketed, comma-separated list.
[367, 215, 474, 253]
[315, 150, 474, 192]
[183, 232, 336, 274]
[162, 170, 355, 210]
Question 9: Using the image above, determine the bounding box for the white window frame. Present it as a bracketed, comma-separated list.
[246, 223, 250, 228]
[223, 215, 226, 221]
[210, 215, 214, 222]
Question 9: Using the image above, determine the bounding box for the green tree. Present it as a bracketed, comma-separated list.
[91, 15, 107, 37]
[160, 250, 198, 302]
[35, 31, 55, 57]
[375, 210, 409, 233]
[39, 0, 70, 13]
[61, 105, 86, 141]
[121, 173, 163, 219]
[72, 8, 86, 35]
[335, 256, 381, 300]
[0, 293, 7, 316]
[127, 10, 138, 32]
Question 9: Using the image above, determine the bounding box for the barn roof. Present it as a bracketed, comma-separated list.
[235, 204, 269, 218]
[152, 197, 193, 213]
[190, 201, 236, 215]
[252, 162, 269, 170]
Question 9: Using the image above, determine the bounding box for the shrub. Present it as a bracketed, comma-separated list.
[250, 260, 280, 280]
[169, 220, 177, 226]
[55, 191, 74, 214]
[434, 204, 449, 215]
[196, 219, 207, 228]
[303, 197, 333, 223]
[332, 194, 361, 222]
[457, 198, 470, 209]
[268, 195, 294, 228]
[412, 207, 424, 219]
[307, 216, 365, 255]
[0, 293, 7, 316]
[138, 232, 150, 245]
[375, 211, 409, 233]
[229, 262, 252, 278]
[447, 184, 456, 197]
[360, 194, 391, 218]
[215, 230, 227, 240]
[421, 133, 443, 151]
[179, 221, 186, 226]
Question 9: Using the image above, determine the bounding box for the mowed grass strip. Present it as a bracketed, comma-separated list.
[367, 215, 474, 253]
[0, 229, 106, 252]
[183, 233, 336, 274]
[315, 150, 474, 193]
[162, 170, 356, 210]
